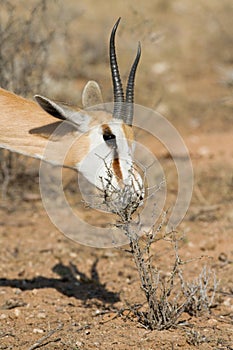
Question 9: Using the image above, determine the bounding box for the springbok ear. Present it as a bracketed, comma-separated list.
[34, 95, 90, 132]
[82, 80, 104, 108]
[34, 95, 67, 120]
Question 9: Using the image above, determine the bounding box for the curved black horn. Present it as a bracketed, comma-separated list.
[125, 42, 141, 125]
[110, 17, 124, 119]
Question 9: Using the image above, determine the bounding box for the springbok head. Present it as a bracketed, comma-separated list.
[0, 18, 144, 212]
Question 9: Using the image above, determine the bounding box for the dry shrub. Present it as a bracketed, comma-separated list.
[102, 167, 217, 330]
[0, 0, 54, 95]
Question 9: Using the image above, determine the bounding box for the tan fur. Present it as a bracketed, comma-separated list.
[64, 133, 91, 168]
[0, 88, 55, 158]
[88, 110, 112, 127]
[0, 88, 91, 168]
[122, 123, 134, 146]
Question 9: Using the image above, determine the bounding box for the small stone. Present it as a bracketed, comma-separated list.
[69, 252, 77, 258]
[223, 298, 233, 309]
[14, 309, 20, 317]
[33, 328, 44, 334]
[207, 318, 218, 326]
[75, 341, 83, 347]
[218, 252, 228, 262]
[14, 289, 22, 295]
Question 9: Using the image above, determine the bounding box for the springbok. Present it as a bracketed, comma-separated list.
[0, 18, 144, 211]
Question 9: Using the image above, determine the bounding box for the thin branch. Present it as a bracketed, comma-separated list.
[28, 323, 63, 350]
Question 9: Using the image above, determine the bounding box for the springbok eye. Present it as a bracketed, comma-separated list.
[103, 133, 116, 143]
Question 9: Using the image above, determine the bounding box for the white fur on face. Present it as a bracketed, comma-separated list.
[77, 120, 143, 194]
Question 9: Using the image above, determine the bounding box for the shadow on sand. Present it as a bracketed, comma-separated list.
[0, 259, 120, 305]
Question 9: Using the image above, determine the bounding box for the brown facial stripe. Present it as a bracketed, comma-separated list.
[102, 124, 112, 135]
[112, 153, 123, 180]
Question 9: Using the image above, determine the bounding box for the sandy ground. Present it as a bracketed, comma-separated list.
[0, 1, 233, 349]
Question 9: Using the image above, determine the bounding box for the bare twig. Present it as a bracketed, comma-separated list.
[28, 323, 63, 350]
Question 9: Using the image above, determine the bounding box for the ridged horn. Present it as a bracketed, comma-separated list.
[109, 17, 124, 119]
[124, 42, 141, 125]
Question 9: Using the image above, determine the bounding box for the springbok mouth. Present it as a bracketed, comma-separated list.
[100, 162, 146, 215]
[103, 181, 145, 216]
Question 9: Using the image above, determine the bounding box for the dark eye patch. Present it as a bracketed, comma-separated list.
[102, 124, 117, 148]
[103, 133, 116, 142]
[103, 132, 117, 148]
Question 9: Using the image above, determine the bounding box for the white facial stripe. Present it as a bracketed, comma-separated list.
[109, 123, 133, 183]
[78, 120, 142, 192]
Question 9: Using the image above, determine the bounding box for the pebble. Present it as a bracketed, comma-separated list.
[69, 252, 77, 258]
[207, 318, 218, 326]
[76, 341, 83, 347]
[14, 289, 22, 295]
[223, 298, 233, 309]
[14, 309, 20, 317]
[33, 328, 44, 334]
